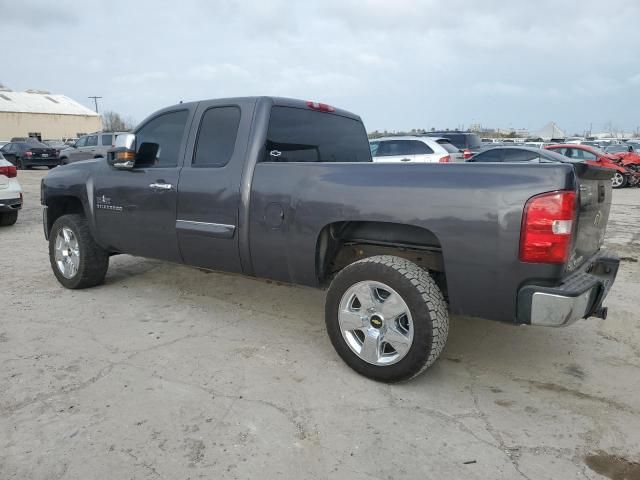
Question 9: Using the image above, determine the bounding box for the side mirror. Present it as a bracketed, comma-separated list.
[108, 133, 136, 170]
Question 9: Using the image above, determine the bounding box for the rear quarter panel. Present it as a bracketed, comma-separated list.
[249, 162, 577, 322]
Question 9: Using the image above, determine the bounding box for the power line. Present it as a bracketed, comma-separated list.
[88, 96, 102, 113]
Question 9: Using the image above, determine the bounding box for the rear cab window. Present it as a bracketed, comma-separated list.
[264, 107, 371, 163]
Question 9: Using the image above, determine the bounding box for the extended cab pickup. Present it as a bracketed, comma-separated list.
[41, 97, 619, 382]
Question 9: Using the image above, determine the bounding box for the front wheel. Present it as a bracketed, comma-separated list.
[325, 255, 449, 382]
[611, 172, 628, 189]
[16, 158, 24, 170]
[49, 214, 109, 289]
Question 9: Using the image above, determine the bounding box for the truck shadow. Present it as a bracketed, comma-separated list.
[105, 255, 584, 384]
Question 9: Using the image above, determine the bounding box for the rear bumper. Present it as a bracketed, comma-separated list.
[517, 250, 619, 326]
[0, 196, 22, 212]
[25, 158, 60, 167]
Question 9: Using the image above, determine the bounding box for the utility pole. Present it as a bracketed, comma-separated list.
[88, 96, 102, 113]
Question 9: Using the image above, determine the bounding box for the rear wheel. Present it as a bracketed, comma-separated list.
[0, 211, 18, 226]
[49, 214, 109, 289]
[611, 172, 628, 189]
[325, 255, 449, 382]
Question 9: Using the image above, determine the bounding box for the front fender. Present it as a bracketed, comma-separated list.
[41, 162, 100, 241]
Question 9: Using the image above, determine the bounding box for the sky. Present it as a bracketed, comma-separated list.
[2, 0, 640, 135]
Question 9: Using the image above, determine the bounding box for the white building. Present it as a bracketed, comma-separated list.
[0, 87, 102, 141]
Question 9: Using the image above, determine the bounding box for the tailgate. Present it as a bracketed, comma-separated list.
[568, 163, 613, 272]
[0, 175, 7, 189]
[31, 148, 57, 158]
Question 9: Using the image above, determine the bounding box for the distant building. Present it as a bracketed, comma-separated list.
[0, 87, 101, 141]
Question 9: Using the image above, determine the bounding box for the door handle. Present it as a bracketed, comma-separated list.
[149, 183, 173, 191]
[401, 158, 411, 162]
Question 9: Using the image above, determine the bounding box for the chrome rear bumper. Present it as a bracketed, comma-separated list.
[517, 251, 619, 327]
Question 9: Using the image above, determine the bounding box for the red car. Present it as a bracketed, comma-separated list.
[545, 144, 639, 189]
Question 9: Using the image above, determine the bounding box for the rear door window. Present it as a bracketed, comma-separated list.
[502, 149, 541, 162]
[192, 106, 241, 167]
[101, 134, 113, 146]
[264, 107, 371, 163]
[408, 140, 433, 155]
[471, 149, 504, 162]
[376, 140, 413, 157]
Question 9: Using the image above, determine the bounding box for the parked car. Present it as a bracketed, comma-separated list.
[41, 96, 619, 382]
[0, 141, 60, 169]
[369, 136, 463, 163]
[44, 139, 69, 153]
[605, 144, 635, 154]
[423, 131, 483, 156]
[545, 144, 638, 188]
[59, 132, 128, 164]
[0, 153, 22, 225]
[469, 146, 578, 163]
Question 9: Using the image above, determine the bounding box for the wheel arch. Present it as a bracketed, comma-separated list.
[315, 221, 448, 297]
[45, 195, 87, 238]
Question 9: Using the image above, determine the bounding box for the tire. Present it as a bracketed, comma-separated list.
[611, 172, 628, 189]
[16, 158, 24, 170]
[60, 157, 68, 165]
[0, 211, 18, 226]
[325, 255, 449, 383]
[49, 214, 109, 289]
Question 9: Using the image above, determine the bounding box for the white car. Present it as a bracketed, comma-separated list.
[369, 136, 464, 163]
[0, 155, 22, 226]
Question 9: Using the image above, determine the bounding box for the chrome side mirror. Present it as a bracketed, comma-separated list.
[108, 133, 136, 170]
[115, 133, 135, 150]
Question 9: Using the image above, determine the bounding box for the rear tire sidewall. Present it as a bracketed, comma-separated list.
[326, 259, 444, 383]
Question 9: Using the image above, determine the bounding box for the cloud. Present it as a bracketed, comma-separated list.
[1, 0, 639, 133]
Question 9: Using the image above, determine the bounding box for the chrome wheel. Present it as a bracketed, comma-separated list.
[338, 281, 414, 366]
[611, 172, 624, 188]
[54, 227, 80, 279]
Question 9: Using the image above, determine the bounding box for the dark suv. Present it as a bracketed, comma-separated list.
[423, 131, 483, 153]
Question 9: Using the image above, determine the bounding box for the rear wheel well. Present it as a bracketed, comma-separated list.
[316, 221, 448, 298]
[46, 196, 85, 237]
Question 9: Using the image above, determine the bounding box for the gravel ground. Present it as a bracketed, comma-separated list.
[1, 169, 639, 480]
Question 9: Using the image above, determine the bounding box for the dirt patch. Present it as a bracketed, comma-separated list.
[585, 452, 640, 480]
[523, 380, 635, 414]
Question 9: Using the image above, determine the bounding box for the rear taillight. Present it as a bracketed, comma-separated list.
[24, 151, 33, 157]
[0, 165, 17, 178]
[519, 190, 576, 264]
[306, 101, 335, 112]
[439, 155, 451, 163]
[462, 149, 473, 159]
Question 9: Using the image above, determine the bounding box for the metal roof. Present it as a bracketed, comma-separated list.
[0, 91, 99, 116]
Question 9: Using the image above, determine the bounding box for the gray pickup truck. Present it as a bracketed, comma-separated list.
[41, 97, 619, 382]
